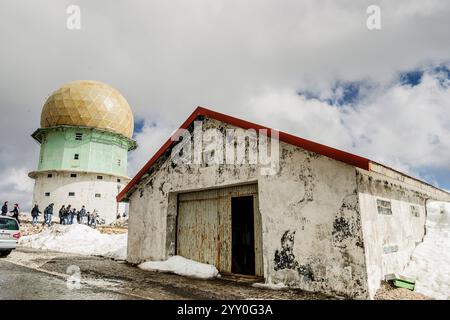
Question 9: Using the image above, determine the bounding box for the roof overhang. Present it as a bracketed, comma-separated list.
[31, 126, 137, 151]
[117, 106, 372, 202]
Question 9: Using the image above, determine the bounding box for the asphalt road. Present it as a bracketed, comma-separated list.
[0, 259, 135, 300]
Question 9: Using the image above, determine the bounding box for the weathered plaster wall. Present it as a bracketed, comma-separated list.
[127, 118, 369, 298]
[258, 145, 368, 298]
[33, 171, 128, 223]
[369, 162, 450, 202]
[356, 168, 450, 299]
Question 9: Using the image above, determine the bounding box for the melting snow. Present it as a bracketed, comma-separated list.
[19, 224, 127, 260]
[403, 201, 450, 300]
[252, 282, 287, 290]
[138, 256, 219, 279]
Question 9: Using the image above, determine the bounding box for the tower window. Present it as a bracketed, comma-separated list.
[97, 175, 103, 180]
[117, 159, 121, 166]
[74, 154, 79, 160]
[47, 173, 53, 178]
[95, 193, 101, 198]
[75, 133, 83, 140]
[68, 192, 75, 197]
[70, 173, 77, 178]
[45, 192, 50, 197]
[117, 178, 121, 183]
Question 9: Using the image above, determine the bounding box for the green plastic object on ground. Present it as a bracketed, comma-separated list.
[393, 279, 415, 291]
[385, 273, 416, 291]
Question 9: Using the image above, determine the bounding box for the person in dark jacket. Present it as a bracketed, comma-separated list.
[69, 208, 76, 225]
[65, 205, 71, 225]
[90, 209, 98, 228]
[58, 205, 65, 225]
[79, 205, 86, 224]
[10, 203, 20, 224]
[44, 203, 54, 227]
[31, 204, 41, 226]
[1, 201, 7, 216]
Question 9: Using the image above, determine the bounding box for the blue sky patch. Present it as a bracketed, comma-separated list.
[399, 65, 450, 87]
[297, 80, 371, 106]
[134, 118, 145, 134]
[416, 167, 450, 191]
[399, 70, 423, 86]
[329, 81, 364, 106]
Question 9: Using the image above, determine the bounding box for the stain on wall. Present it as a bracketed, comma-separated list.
[274, 230, 299, 271]
[332, 193, 364, 250]
[273, 230, 317, 282]
[297, 264, 315, 281]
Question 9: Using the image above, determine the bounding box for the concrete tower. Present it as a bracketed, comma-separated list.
[29, 80, 137, 224]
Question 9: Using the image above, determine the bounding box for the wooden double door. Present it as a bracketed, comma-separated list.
[176, 184, 263, 277]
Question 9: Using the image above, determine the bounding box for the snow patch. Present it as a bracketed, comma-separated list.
[19, 224, 127, 260]
[138, 256, 219, 279]
[403, 201, 450, 300]
[252, 281, 287, 290]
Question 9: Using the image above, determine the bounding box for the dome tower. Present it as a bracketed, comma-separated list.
[29, 80, 137, 224]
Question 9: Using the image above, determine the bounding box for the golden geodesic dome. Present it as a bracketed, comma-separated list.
[41, 80, 134, 138]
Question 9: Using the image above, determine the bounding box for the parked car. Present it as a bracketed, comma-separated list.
[0, 216, 20, 257]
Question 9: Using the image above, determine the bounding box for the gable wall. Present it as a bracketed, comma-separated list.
[356, 167, 450, 298]
[127, 118, 370, 298]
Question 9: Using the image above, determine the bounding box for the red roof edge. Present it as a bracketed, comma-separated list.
[117, 106, 370, 202]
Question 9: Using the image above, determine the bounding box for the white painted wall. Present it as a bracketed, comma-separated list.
[32, 171, 128, 224]
[127, 118, 369, 298]
[357, 169, 429, 299]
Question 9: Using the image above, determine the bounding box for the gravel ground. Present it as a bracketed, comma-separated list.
[96, 226, 128, 234]
[374, 282, 431, 300]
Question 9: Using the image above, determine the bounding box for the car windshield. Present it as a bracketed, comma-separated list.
[0, 218, 19, 230]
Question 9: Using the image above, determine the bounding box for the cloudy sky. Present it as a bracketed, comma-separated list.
[0, 0, 449, 210]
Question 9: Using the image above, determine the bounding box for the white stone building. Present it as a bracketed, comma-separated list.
[117, 107, 450, 298]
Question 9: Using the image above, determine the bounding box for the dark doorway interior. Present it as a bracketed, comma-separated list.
[231, 195, 255, 275]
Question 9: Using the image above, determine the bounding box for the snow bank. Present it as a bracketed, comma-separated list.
[403, 201, 450, 300]
[19, 224, 127, 260]
[252, 282, 287, 290]
[138, 256, 219, 279]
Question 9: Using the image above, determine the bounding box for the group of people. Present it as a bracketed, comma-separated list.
[1, 201, 21, 224]
[30, 203, 52, 226]
[30, 203, 100, 228]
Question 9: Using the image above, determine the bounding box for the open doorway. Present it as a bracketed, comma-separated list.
[231, 195, 255, 275]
